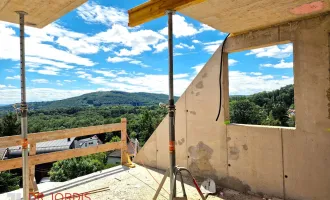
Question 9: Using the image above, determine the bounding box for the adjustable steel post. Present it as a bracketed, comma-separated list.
[167, 9, 176, 200]
[16, 11, 29, 200]
[153, 10, 206, 200]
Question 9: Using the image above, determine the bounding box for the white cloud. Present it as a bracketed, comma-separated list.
[129, 60, 150, 68]
[56, 36, 99, 55]
[174, 74, 189, 78]
[0, 84, 17, 89]
[203, 40, 223, 54]
[260, 59, 293, 68]
[204, 40, 223, 45]
[7, 85, 16, 88]
[77, 1, 127, 26]
[282, 76, 289, 79]
[101, 46, 114, 52]
[198, 24, 215, 32]
[115, 74, 191, 95]
[159, 16, 217, 38]
[26, 57, 74, 69]
[75, 70, 191, 96]
[191, 63, 205, 74]
[32, 79, 49, 84]
[5, 75, 20, 80]
[64, 80, 76, 83]
[229, 71, 293, 95]
[0, 22, 95, 67]
[94, 70, 117, 77]
[246, 44, 293, 59]
[0, 88, 95, 104]
[76, 71, 92, 79]
[175, 43, 195, 50]
[159, 15, 199, 38]
[107, 56, 133, 63]
[192, 40, 201, 44]
[56, 80, 63, 86]
[35, 67, 60, 75]
[106, 56, 149, 68]
[116, 70, 127, 75]
[153, 41, 168, 53]
[174, 53, 183, 56]
[229, 59, 238, 66]
[250, 72, 263, 76]
[89, 24, 165, 56]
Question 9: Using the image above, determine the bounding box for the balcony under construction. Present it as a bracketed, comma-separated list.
[0, 0, 330, 200]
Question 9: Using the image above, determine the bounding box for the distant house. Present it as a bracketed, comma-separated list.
[107, 139, 140, 165]
[7, 137, 76, 159]
[74, 135, 103, 148]
[6, 135, 103, 159]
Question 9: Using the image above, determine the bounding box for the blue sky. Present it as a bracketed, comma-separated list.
[0, 0, 293, 105]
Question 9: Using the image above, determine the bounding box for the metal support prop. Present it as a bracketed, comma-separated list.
[153, 10, 206, 200]
[16, 11, 29, 200]
[167, 9, 176, 200]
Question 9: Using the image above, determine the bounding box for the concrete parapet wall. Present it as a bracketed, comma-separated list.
[134, 13, 330, 200]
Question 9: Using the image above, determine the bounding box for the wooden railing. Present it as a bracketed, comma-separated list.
[0, 118, 128, 193]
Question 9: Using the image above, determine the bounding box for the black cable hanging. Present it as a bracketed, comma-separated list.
[215, 33, 230, 121]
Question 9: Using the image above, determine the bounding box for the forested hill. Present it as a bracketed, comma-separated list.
[0, 91, 178, 112]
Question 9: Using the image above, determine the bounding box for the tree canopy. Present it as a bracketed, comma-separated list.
[229, 84, 295, 126]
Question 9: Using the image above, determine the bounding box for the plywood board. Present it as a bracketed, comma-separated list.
[180, 0, 330, 34]
[0, 0, 87, 28]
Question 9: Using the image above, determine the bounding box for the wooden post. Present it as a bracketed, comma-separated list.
[121, 118, 128, 165]
[28, 142, 38, 193]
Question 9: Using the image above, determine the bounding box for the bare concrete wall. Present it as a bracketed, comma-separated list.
[134, 13, 330, 200]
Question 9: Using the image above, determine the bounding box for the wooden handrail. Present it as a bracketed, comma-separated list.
[0, 123, 122, 148]
[0, 142, 122, 171]
[0, 118, 129, 194]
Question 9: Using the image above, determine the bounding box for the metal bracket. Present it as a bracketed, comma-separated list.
[165, 10, 176, 15]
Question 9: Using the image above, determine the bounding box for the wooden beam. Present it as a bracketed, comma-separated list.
[29, 142, 38, 193]
[121, 118, 128, 165]
[128, 0, 206, 27]
[0, 123, 122, 148]
[0, 142, 122, 171]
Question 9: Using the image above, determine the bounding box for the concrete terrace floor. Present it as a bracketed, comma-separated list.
[1, 165, 274, 200]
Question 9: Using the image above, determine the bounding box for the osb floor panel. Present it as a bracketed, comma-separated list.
[1, 165, 272, 200]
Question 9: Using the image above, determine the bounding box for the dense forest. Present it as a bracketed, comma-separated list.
[0, 85, 294, 193]
[230, 84, 295, 127]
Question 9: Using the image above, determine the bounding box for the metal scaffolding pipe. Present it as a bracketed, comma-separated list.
[166, 10, 176, 200]
[16, 10, 29, 200]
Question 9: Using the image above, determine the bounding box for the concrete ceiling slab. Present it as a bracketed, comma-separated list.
[179, 0, 330, 34]
[0, 0, 87, 28]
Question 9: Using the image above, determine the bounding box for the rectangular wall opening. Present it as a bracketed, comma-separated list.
[228, 43, 295, 127]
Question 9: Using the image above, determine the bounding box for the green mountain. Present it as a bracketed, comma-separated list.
[0, 91, 178, 112]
